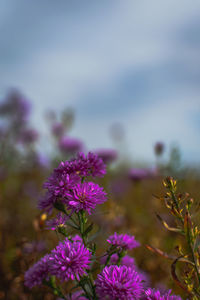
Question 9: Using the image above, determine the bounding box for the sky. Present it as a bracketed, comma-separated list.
[0, 0, 200, 163]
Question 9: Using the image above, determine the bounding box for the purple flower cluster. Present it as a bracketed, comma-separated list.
[49, 237, 91, 281]
[24, 254, 50, 288]
[142, 288, 182, 300]
[24, 236, 91, 288]
[65, 182, 107, 214]
[56, 152, 106, 178]
[38, 152, 107, 214]
[107, 233, 140, 251]
[96, 265, 143, 299]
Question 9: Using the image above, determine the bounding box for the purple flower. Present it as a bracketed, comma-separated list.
[23, 240, 46, 254]
[49, 237, 91, 281]
[56, 152, 106, 178]
[59, 136, 83, 153]
[96, 265, 143, 299]
[142, 288, 182, 300]
[52, 122, 65, 137]
[46, 213, 68, 230]
[65, 182, 107, 214]
[24, 254, 50, 288]
[44, 172, 80, 198]
[107, 233, 140, 251]
[38, 191, 57, 213]
[19, 128, 38, 144]
[129, 168, 150, 182]
[95, 148, 118, 164]
[101, 254, 136, 268]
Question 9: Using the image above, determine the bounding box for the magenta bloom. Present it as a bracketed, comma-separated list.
[44, 172, 80, 198]
[56, 152, 106, 178]
[65, 182, 107, 214]
[24, 255, 50, 288]
[46, 213, 68, 230]
[142, 288, 182, 299]
[59, 136, 83, 153]
[49, 237, 91, 281]
[96, 265, 143, 299]
[95, 148, 118, 164]
[107, 233, 140, 251]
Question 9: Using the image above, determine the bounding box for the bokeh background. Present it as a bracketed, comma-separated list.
[1, 1, 200, 299]
[1, 0, 200, 163]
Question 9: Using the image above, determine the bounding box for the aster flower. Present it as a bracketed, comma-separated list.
[107, 233, 140, 251]
[49, 237, 91, 282]
[96, 265, 143, 299]
[142, 288, 182, 300]
[59, 136, 83, 153]
[24, 254, 50, 288]
[65, 182, 107, 214]
[44, 172, 80, 198]
[46, 213, 68, 230]
[56, 152, 106, 178]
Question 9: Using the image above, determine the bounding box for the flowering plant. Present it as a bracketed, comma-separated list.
[24, 153, 182, 299]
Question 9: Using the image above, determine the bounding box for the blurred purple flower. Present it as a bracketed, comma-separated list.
[49, 237, 91, 282]
[96, 265, 143, 299]
[65, 181, 107, 214]
[0, 90, 31, 124]
[107, 233, 140, 251]
[38, 191, 57, 213]
[95, 148, 118, 164]
[24, 254, 50, 288]
[137, 270, 151, 289]
[129, 168, 151, 182]
[52, 122, 65, 137]
[46, 213, 68, 230]
[101, 254, 136, 268]
[59, 136, 83, 153]
[23, 240, 46, 254]
[142, 288, 182, 299]
[19, 128, 38, 144]
[56, 152, 106, 178]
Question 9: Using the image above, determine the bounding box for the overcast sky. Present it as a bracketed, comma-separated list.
[1, 0, 200, 163]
